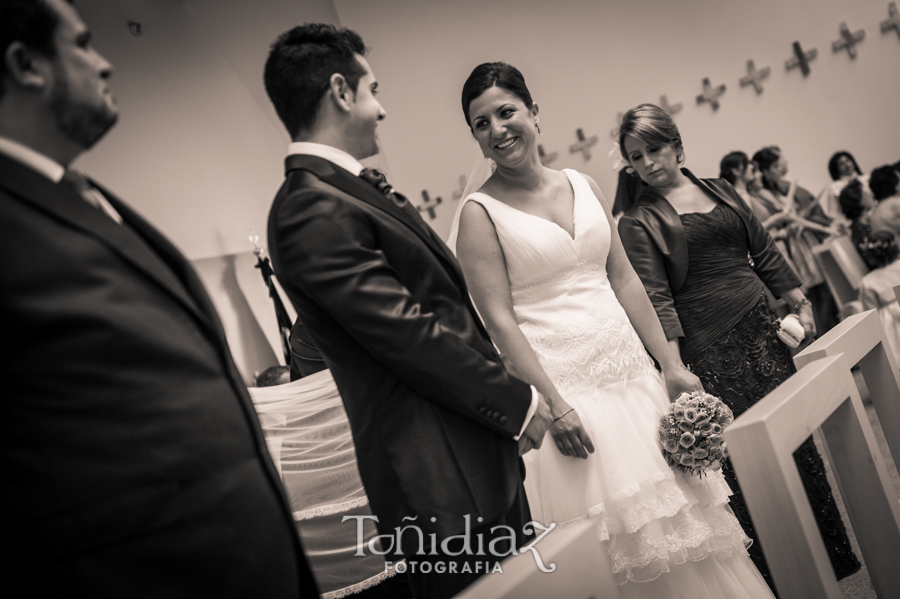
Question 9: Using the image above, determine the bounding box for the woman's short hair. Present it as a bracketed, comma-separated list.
[461, 62, 533, 128]
[618, 104, 682, 160]
[870, 165, 900, 201]
[751, 146, 781, 173]
[752, 146, 782, 193]
[838, 179, 866, 220]
[828, 151, 862, 181]
[719, 151, 749, 185]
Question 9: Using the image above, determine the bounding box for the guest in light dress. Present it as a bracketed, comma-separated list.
[859, 230, 900, 367]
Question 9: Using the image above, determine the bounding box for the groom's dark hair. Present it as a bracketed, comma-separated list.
[264, 23, 367, 139]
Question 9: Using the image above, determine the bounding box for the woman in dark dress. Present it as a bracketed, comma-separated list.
[616, 104, 861, 593]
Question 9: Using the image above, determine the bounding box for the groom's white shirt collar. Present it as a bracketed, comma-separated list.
[0, 135, 65, 183]
[288, 142, 363, 176]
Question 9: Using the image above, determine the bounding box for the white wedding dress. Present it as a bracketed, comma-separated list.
[456, 170, 775, 598]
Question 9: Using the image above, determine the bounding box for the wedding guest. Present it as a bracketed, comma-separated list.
[859, 231, 900, 366]
[817, 151, 871, 227]
[264, 25, 550, 599]
[719, 151, 796, 270]
[450, 64, 774, 598]
[838, 179, 878, 270]
[869, 165, 900, 238]
[618, 104, 861, 590]
[753, 145, 839, 334]
[0, 0, 317, 595]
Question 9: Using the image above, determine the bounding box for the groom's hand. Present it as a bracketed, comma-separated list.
[521, 391, 552, 454]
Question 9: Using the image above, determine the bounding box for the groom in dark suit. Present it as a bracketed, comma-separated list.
[264, 24, 552, 599]
[0, 1, 317, 596]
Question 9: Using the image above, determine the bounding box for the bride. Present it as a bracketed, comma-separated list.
[448, 62, 776, 598]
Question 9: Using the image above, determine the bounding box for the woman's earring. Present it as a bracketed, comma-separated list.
[677, 154, 683, 164]
[534, 119, 542, 135]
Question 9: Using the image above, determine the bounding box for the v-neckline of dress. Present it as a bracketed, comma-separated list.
[472, 169, 579, 241]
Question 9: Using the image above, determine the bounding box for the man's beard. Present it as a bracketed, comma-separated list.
[50, 68, 118, 150]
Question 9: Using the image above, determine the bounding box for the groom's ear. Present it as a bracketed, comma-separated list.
[329, 73, 354, 112]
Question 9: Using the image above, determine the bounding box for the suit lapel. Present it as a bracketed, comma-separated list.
[286, 154, 469, 289]
[285, 154, 495, 345]
[0, 153, 216, 338]
[100, 188, 225, 342]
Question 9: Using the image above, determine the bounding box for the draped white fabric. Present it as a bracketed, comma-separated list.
[249, 371, 403, 598]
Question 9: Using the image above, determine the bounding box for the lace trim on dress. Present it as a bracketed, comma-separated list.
[514, 259, 658, 393]
[320, 560, 405, 599]
[294, 497, 370, 521]
[546, 468, 748, 584]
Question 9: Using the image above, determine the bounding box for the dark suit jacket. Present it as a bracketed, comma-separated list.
[618, 168, 801, 340]
[267, 154, 533, 539]
[288, 318, 327, 380]
[0, 152, 318, 598]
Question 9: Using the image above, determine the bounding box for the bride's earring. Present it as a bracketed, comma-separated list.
[534, 118, 542, 135]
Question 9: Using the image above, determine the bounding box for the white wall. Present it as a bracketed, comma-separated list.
[73, 0, 341, 261]
[67, 0, 900, 377]
[192, 252, 279, 385]
[335, 0, 900, 241]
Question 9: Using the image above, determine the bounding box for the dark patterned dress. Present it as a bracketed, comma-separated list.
[675, 203, 860, 592]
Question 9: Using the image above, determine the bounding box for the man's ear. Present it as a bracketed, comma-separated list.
[329, 72, 353, 112]
[3, 42, 50, 91]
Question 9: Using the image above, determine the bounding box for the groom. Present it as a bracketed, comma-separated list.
[265, 24, 552, 598]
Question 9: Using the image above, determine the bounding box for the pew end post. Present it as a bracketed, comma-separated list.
[724, 354, 900, 598]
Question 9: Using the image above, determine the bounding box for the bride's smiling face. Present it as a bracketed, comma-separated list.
[468, 85, 538, 166]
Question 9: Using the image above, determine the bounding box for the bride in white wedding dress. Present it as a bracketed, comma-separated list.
[448, 62, 777, 598]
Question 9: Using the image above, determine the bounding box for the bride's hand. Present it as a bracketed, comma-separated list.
[549, 403, 595, 459]
[662, 365, 703, 402]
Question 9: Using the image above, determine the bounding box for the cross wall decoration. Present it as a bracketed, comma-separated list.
[569, 128, 599, 160]
[659, 96, 682, 116]
[786, 41, 817, 76]
[833, 22, 865, 58]
[740, 60, 771, 94]
[417, 190, 443, 220]
[538, 144, 558, 166]
[696, 78, 726, 111]
[883, 2, 900, 38]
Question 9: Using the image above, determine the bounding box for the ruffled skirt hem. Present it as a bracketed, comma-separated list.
[523, 374, 753, 585]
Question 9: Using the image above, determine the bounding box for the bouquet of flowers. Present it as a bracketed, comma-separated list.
[658, 391, 734, 477]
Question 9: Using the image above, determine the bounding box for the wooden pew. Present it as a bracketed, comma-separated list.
[812, 235, 869, 320]
[454, 521, 621, 599]
[794, 309, 900, 469]
[724, 355, 900, 598]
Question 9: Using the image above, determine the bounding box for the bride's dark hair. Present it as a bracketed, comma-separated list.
[461, 62, 533, 129]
